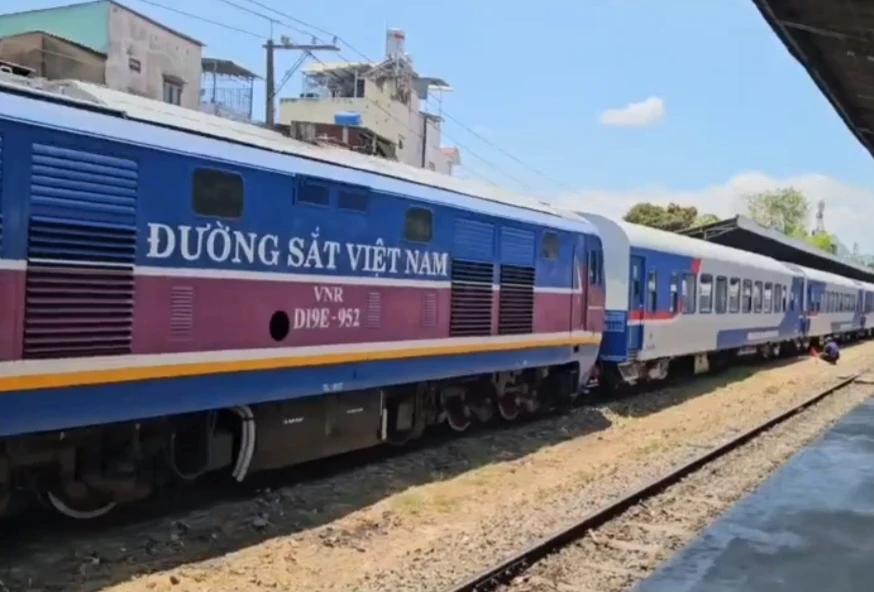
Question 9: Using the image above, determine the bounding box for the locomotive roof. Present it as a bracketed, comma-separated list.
[0, 74, 596, 235]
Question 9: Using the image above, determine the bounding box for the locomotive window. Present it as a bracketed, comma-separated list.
[753, 281, 763, 313]
[298, 182, 330, 206]
[338, 190, 369, 211]
[742, 279, 752, 313]
[763, 282, 773, 313]
[404, 207, 432, 242]
[670, 273, 679, 313]
[682, 273, 697, 314]
[192, 168, 244, 219]
[699, 274, 713, 313]
[715, 276, 728, 314]
[589, 249, 603, 285]
[647, 270, 658, 312]
[728, 277, 740, 313]
[542, 232, 559, 260]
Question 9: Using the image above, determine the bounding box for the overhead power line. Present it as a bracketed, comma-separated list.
[128, 0, 532, 190]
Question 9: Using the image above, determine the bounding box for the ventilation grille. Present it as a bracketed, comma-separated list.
[449, 259, 493, 337]
[169, 285, 194, 340]
[366, 291, 381, 328]
[498, 265, 535, 335]
[421, 291, 437, 328]
[24, 143, 138, 359]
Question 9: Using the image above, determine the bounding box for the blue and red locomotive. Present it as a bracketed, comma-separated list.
[0, 77, 604, 518]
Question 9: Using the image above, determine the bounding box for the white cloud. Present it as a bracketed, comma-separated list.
[598, 96, 665, 127]
[552, 171, 874, 253]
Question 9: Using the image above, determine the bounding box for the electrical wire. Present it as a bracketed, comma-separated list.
[130, 0, 524, 190]
[235, 0, 574, 193]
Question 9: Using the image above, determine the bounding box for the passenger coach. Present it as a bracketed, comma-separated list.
[577, 213, 805, 390]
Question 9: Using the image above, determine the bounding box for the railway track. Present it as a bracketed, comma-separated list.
[444, 367, 874, 592]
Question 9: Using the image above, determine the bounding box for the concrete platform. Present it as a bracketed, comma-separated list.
[635, 395, 874, 592]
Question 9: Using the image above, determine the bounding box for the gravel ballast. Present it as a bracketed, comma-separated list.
[3, 342, 874, 592]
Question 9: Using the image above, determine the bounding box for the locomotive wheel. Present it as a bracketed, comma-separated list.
[444, 397, 472, 432]
[497, 394, 521, 421]
[45, 487, 116, 520]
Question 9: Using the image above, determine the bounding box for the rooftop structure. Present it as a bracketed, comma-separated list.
[279, 28, 459, 175]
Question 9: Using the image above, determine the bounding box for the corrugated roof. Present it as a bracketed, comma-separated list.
[750, 0, 874, 161]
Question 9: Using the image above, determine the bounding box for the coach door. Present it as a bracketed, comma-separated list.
[628, 256, 645, 354]
[574, 241, 587, 329]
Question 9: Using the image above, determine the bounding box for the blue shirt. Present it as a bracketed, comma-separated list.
[825, 341, 839, 357]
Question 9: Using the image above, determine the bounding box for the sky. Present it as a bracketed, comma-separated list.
[7, 0, 874, 252]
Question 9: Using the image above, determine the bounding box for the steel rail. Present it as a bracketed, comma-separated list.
[444, 368, 872, 592]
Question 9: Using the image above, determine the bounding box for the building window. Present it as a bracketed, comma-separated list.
[163, 78, 183, 105]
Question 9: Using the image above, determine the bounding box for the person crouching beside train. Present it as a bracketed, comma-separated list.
[819, 338, 840, 365]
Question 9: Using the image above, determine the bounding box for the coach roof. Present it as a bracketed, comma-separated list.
[620, 220, 795, 274]
[0, 75, 597, 236]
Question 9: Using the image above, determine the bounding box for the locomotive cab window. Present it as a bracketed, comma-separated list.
[542, 232, 559, 260]
[192, 168, 243, 219]
[297, 181, 330, 206]
[404, 207, 432, 242]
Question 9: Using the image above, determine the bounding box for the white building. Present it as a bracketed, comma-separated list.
[0, 1, 204, 109]
[279, 28, 460, 175]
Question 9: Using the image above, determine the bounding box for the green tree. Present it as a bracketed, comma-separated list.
[744, 187, 839, 255]
[742, 187, 810, 236]
[624, 202, 714, 232]
[693, 213, 720, 227]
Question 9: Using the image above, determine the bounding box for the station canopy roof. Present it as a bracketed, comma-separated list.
[681, 215, 874, 282]
[751, 0, 874, 160]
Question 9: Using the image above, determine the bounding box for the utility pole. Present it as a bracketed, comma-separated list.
[264, 35, 340, 128]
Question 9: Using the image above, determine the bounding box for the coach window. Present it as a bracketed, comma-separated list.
[542, 232, 559, 260]
[715, 276, 728, 314]
[763, 282, 773, 313]
[404, 207, 433, 242]
[782, 285, 788, 311]
[699, 274, 713, 313]
[192, 168, 244, 219]
[742, 279, 752, 313]
[774, 284, 783, 313]
[682, 273, 697, 314]
[670, 273, 679, 313]
[753, 281, 763, 313]
[728, 277, 740, 313]
[647, 270, 658, 312]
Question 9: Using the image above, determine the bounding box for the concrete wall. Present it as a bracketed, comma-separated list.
[0, 32, 105, 84]
[0, 1, 110, 53]
[105, 2, 202, 108]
